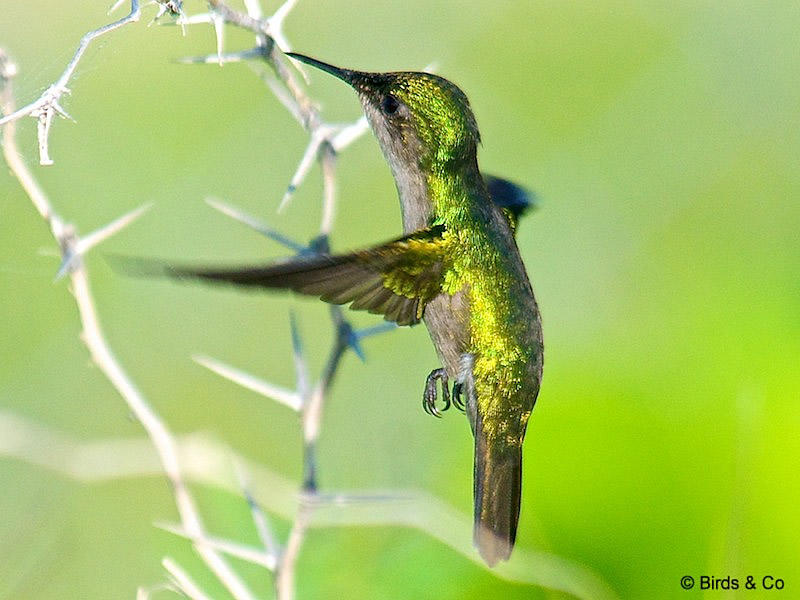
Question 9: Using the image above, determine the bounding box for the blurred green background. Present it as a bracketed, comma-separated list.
[2, 1, 799, 598]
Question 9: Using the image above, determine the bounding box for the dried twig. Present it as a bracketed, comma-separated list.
[0, 1, 142, 165]
[1, 42, 255, 600]
[3, 0, 373, 594]
[0, 411, 618, 600]
[170, 2, 378, 597]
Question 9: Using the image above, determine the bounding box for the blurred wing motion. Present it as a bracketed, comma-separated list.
[117, 225, 450, 327]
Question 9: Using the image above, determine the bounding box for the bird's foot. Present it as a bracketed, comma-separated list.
[452, 382, 466, 413]
[423, 368, 451, 417]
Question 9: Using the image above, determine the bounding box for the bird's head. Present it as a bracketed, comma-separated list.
[288, 53, 481, 170]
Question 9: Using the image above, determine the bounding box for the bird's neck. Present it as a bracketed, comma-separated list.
[429, 156, 487, 228]
[392, 155, 484, 234]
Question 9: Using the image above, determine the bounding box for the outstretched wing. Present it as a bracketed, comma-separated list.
[120, 225, 450, 327]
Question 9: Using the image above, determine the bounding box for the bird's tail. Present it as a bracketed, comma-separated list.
[473, 423, 523, 567]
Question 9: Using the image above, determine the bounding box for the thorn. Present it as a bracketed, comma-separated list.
[338, 319, 365, 361]
[264, 76, 304, 125]
[204, 197, 305, 252]
[54, 250, 79, 281]
[212, 12, 225, 66]
[242, 0, 263, 19]
[338, 322, 397, 362]
[330, 116, 369, 152]
[76, 202, 153, 256]
[277, 119, 368, 213]
[303, 490, 415, 506]
[148, 4, 170, 27]
[233, 459, 279, 561]
[267, 0, 304, 79]
[107, 0, 127, 15]
[163, 11, 215, 26]
[175, 49, 260, 65]
[278, 129, 329, 213]
[162, 557, 214, 600]
[176, 14, 188, 37]
[348, 333, 366, 362]
[193, 354, 302, 412]
[157, 522, 277, 570]
[154, 520, 187, 537]
[356, 321, 398, 340]
[305, 234, 329, 255]
[289, 311, 310, 400]
[271, 0, 298, 25]
[51, 99, 75, 122]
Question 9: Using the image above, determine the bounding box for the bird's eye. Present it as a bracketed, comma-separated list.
[381, 94, 400, 115]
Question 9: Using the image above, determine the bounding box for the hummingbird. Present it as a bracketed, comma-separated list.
[127, 53, 544, 566]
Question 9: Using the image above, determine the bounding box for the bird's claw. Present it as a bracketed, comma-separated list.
[452, 382, 466, 413]
[423, 368, 451, 417]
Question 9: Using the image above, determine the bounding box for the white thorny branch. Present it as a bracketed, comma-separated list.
[0, 2, 616, 599]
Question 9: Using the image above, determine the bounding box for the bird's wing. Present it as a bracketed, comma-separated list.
[123, 225, 450, 327]
[484, 174, 536, 233]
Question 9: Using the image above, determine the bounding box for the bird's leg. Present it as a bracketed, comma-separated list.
[464, 376, 478, 435]
[458, 354, 478, 434]
[423, 368, 451, 417]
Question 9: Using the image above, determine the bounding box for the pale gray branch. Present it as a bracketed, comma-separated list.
[0, 1, 142, 164]
[1, 49, 255, 600]
[0, 411, 618, 600]
[162, 557, 214, 600]
[158, 522, 278, 570]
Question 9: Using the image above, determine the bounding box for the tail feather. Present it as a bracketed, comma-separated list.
[473, 422, 523, 567]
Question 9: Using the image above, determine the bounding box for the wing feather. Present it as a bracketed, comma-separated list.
[134, 225, 450, 326]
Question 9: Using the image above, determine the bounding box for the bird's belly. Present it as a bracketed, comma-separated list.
[423, 288, 471, 378]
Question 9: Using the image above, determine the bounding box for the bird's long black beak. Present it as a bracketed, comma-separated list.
[285, 52, 360, 85]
